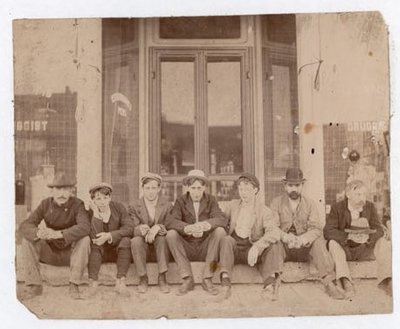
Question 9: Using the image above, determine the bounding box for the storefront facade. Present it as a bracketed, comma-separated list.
[14, 13, 390, 219]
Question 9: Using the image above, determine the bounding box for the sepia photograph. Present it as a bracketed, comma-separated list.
[1, 0, 399, 326]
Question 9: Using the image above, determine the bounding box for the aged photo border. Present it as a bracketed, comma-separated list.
[1, 0, 400, 328]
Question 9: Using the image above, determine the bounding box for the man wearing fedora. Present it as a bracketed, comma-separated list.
[270, 167, 344, 299]
[19, 172, 91, 299]
[166, 169, 228, 296]
[324, 180, 392, 297]
[86, 182, 134, 298]
[219, 173, 281, 300]
[129, 173, 172, 294]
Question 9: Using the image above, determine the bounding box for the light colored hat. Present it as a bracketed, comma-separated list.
[182, 169, 209, 186]
[141, 172, 162, 185]
[47, 172, 76, 188]
[89, 182, 113, 195]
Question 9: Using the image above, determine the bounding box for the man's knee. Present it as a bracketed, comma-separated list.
[210, 227, 226, 239]
[131, 236, 145, 248]
[328, 239, 344, 253]
[118, 237, 131, 249]
[74, 236, 91, 251]
[221, 235, 235, 248]
[166, 229, 180, 242]
[154, 235, 167, 246]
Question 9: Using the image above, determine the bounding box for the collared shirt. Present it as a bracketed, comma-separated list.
[99, 208, 111, 224]
[193, 201, 200, 222]
[144, 197, 158, 223]
[234, 203, 256, 239]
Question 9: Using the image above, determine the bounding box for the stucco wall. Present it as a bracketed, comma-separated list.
[296, 12, 389, 213]
[13, 19, 102, 202]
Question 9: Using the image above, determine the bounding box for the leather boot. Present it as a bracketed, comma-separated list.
[158, 273, 170, 294]
[176, 276, 195, 296]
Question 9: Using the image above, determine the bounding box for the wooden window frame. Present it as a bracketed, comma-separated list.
[149, 47, 254, 184]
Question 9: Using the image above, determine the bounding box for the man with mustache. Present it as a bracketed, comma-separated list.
[19, 172, 91, 299]
[324, 180, 392, 297]
[270, 168, 344, 299]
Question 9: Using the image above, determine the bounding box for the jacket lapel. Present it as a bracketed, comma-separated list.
[154, 198, 167, 224]
[229, 200, 241, 234]
[139, 198, 151, 225]
[184, 193, 197, 222]
[198, 195, 208, 219]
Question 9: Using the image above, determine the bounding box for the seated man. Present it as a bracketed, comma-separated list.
[219, 173, 281, 300]
[86, 183, 134, 297]
[271, 168, 344, 299]
[324, 180, 392, 297]
[166, 169, 228, 296]
[19, 172, 91, 299]
[129, 173, 172, 294]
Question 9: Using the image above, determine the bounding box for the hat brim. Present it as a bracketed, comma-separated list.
[182, 175, 209, 185]
[89, 184, 113, 194]
[282, 178, 306, 183]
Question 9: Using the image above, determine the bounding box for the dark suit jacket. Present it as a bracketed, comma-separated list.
[90, 201, 134, 246]
[128, 197, 172, 237]
[324, 198, 384, 248]
[165, 192, 228, 236]
[19, 197, 90, 247]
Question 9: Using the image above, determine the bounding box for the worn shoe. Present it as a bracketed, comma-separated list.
[201, 278, 219, 295]
[262, 275, 280, 301]
[84, 279, 99, 298]
[22, 284, 43, 299]
[341, 278, 355, 298]
[220, 277, 232, 299]
[176, 276, 195, 296]
[378, 278, 392, 297]
[326, 281, 346, 300]
[158, 273, 170, 294]
[115, 277, 130, 297]
[69, 282, 81, 300]
[137, 275, 148, 294]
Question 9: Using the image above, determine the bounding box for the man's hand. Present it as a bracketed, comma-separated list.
[139, 224, 151, 237]
[145, 225, 161, 244]
[92, 232, 112, 246]
[247, 245, 259, 267]
[37, 221, 63, 240]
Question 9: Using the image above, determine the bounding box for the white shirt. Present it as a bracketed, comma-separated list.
[234, 203, 255, 239]
[144, 197, 158, 223]
[193, 202, 200, 222]
[99, 208, 111, 224]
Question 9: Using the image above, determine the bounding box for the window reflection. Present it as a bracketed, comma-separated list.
[161, 61, 195, 175]
[207, 61, 243, 175]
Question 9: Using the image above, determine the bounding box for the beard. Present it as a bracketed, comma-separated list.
[288, 191, 300, 200]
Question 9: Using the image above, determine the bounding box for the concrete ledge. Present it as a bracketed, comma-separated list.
[17, 260, 377, 286]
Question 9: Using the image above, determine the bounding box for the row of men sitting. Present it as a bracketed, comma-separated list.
[19, 168, 392, 301]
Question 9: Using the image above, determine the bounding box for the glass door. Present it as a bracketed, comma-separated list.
[150, 48, 253, 201]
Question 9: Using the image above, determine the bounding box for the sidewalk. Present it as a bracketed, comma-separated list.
[17, 279, 392, 319]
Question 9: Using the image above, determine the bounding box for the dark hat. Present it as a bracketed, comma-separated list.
[237, 172, 260, 190]
[47, 172, 76, 188]
[141, 172, 162, 185]
[282, 168, 306, 183]
[89, 182, 113, 195]
[182, 169, 209, 186]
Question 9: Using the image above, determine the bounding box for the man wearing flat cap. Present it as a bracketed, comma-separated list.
[219, 173, 281, 300]
[166, 169, 228, 296]
[19, 172, 91, 299]
[86, 182, 134, 297]
[129, 173, 172, 294]
[270, 168, 344, 299]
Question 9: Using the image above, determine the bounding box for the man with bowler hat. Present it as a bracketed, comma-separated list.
[166, 169, 228, 296]
[19, 172, 91, 299]
[270, 168, 345, 299]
